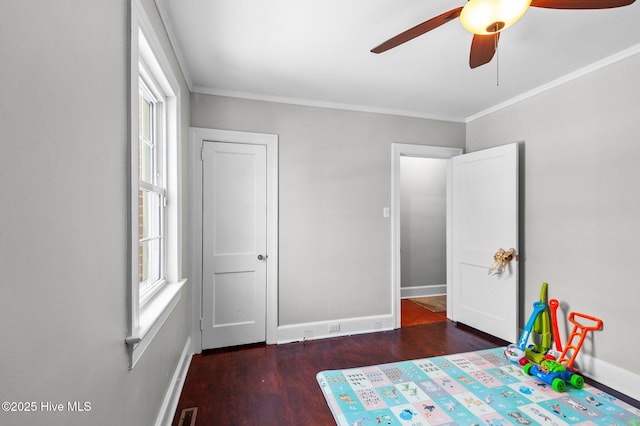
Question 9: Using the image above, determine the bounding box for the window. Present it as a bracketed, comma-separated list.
[127, 0, 186, 369]
[138, 75, 165, 303]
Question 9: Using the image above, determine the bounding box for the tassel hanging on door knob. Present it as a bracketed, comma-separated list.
[488, 248, 517, 275]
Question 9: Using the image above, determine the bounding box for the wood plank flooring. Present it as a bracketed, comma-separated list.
[400, 298, 447, 326]
[173, 322, 503, 425]
[172, 321, 639, 425]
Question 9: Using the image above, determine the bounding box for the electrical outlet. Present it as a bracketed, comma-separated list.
[328, 323, 340, 333]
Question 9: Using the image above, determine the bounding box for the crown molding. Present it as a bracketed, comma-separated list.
[191, 86, 466, 123]
[466, 43, 640, 123]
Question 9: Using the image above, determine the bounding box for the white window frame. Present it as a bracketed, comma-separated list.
[126, 0, 186, 369]
[138, 68, 166, 305]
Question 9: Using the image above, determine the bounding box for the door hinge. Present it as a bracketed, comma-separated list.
[201, 146, 204, 161]
[200, 318, 203, 331]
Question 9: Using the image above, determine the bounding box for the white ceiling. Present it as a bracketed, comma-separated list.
[156, 0, 640, 122]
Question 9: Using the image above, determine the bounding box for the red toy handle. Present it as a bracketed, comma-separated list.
[558, 311, 604, 369]
[568, 312, 603, 331]
[549, 299, 562, 352]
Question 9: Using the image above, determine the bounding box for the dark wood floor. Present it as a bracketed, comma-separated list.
[173, 321, 503, 425]
[172, 320, 639, 425]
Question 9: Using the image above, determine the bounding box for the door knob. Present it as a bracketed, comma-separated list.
[257, 254, 267, 261]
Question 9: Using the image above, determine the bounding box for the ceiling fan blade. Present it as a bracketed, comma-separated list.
[469, 33, 500, 69]
[371, 7, 463, 54]
[530, 0, 634, 8]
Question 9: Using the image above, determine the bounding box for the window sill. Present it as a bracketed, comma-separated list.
[126, 279, 187, 369]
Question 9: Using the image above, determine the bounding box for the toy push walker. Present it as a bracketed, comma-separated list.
[504, 283, 550, 365]
[556, 311, 603, 370]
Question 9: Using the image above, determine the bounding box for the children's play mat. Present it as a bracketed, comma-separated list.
[316, 347, 640, 425]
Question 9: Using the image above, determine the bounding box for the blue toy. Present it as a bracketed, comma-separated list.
[504, 300, 547, 364]
[523, 359, 584, 392]
[518, 301, 547, 350]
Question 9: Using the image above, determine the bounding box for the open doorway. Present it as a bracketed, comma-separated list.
[400, 157, 448, 294]
[391, 144, 463, 328]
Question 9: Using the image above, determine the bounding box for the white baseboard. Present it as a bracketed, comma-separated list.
[578, 353, 640, 403]
[276, 314, 396, 344]
[156, 337, 193, 426]
[400, 285, 446, 299]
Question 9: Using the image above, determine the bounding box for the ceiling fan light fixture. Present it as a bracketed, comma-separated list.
[460, 0, 532, 35]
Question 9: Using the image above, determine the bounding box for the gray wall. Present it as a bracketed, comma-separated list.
[191, 95, 465, 325]
[466, 53, 640, 375]
[0, 1, 191, 425]
[400, 157, 448, 288]
[3, 0, 636, 419]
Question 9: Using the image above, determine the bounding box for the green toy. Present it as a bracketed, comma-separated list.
[524, 359, 584, 392]
[525, 282, 552, 363]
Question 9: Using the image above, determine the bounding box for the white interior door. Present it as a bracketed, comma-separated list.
[201, 141, 267, 349]
[450, 143, 519, 343]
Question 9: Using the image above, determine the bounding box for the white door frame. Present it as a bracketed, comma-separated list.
[391, 144, 463, 329]
[190, 127, 278, 352]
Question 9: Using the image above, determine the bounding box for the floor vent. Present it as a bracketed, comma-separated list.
[178, 407, 197, 426]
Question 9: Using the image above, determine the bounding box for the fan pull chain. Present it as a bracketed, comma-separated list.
[495, 31, 500, 86]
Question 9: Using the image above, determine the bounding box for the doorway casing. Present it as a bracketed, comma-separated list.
[189, 127, 279, 353]
[391, 144, 463, 328]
